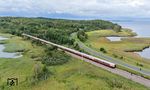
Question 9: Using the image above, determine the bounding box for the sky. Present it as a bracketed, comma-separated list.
[0, 0, 150, 19]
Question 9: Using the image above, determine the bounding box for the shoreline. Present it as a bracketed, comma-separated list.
[125, 46, 150, 52]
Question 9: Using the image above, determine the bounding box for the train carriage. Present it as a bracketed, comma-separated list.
[22, 33, 116, 68]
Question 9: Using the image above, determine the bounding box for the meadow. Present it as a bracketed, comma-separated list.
[0, 33, 149, 90]
[85, 30, 150, 70]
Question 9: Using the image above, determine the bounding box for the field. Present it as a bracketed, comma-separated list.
[87, 29, 137, 37]
[0, 33, 45, 88]
[0, 33, 149, 90]
[85, 30, 150, 70]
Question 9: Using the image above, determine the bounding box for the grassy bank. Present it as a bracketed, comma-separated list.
[87, 29, 137, 37]
[117, 65, 150, 79]
[0, 34, 45, 89]
[0, 33, 149, 90]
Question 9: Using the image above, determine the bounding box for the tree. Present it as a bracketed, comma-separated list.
[100, 47, 105, 51]
[0, 17, 119, 45]
[74, 43, 80, 50]
[113, 24, 122, 32]
[77, 30, 88, 42]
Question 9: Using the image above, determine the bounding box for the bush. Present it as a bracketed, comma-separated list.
[44, 45, 57, 55]
[31, 64, 51, 84]
[100, 47, 107, 53]
[42, 51, 70, 66]
[100, 47, 105, 51]
[113, 24, 122, 32]
[112, 54, 118, 58]
[120, 56, 124, 59]
[136, 63, 143, 67]
[74, 43, 80, 50]
[106, 78, 124, 88]
[37, 65, 50, 80]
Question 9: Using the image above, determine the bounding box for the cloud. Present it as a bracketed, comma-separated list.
[0, 0, 150, 18]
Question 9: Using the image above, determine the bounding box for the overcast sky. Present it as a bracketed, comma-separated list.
[0, 0, 150, 19]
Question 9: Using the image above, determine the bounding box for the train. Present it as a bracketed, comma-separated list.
[22, 33, 116, 68]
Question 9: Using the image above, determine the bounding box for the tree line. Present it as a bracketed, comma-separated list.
[0, 17, 121, 45]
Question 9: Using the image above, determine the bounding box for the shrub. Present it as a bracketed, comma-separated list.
[31, 64, 51, 84]
[100, 47, 105, 51]
[136, 63, 143, 67]
[106, 78, 124, 88]
[74, 43, 80, 50]
[120, 56, 124, 59]
[100, 47, 107, 53]
[113, 24, 122, 32]
[42, 51, 70, 66]
[112, 54, 118, 58]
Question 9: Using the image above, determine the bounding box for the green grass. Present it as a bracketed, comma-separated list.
[117, 65, 150, 79]
[0, 33, 14, 38]
[87, 29, 136, 37]
[3, 37, 29, 52]
[0, 33, 149, 90]
[0, 40, 7, 44]
[85, 30, 150, 70]
[0, 33, 45, 89]
[12, 59, 150, 90]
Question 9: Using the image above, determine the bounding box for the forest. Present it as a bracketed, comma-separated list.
[0, 17, 121, 71]
[0, 17, 120, 45]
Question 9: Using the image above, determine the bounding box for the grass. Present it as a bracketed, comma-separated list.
[0, 33, 149, 90]
[12, 59, 150, 90]
[3, 37, 29, 52]
[0, 33, 45, 89]
[117, 65, 150, 79]
[85, 30, 150, 70]
[87, 29, 136, 37]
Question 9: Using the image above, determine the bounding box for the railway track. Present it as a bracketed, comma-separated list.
[22, 33, 150, 88]
[22, 33, 115, 68]
[71, 32, 150, 76]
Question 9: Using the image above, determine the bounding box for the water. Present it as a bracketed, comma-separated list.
[136, 48, 150, 59]
[112, 21, 150, 59]
[115, 21, 150, 37]
[0, 36, 22, 58]
[107, 37, 122, 41]
[0, 37, 8, 40]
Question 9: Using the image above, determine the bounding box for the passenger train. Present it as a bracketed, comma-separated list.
[22, 33, 116, 68]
